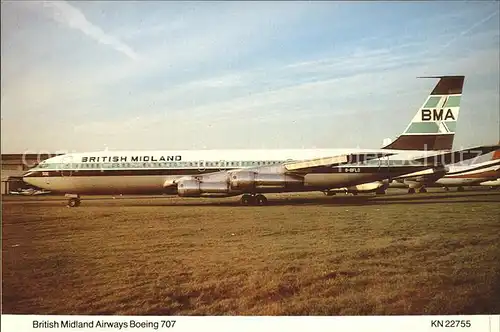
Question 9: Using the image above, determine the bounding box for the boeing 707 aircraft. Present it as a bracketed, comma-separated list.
[23, 76, 498, 206]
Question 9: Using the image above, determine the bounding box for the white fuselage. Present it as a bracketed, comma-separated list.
[22, 148, 441, 195]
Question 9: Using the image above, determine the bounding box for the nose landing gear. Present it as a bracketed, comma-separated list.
[66, 194, 81, 207]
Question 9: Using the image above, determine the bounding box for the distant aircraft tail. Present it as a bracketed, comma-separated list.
[492, 144, 500, 160]
[383, 75, 464, 151]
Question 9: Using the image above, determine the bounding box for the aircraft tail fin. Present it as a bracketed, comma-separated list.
[492, 144, 500, 160]
[383, 75, 464, 151]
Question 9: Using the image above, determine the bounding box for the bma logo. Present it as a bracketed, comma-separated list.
[421, 109, 455, 121]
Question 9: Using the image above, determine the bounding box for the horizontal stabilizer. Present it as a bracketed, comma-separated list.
[413, 144, 500, 165]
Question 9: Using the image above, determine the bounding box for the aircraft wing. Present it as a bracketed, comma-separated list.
[168, 151, 395, 187]
[283, 152, 394, 173]
[413, 144, 500, 165]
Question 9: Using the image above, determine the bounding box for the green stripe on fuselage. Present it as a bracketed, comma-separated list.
[405, 122, 440, 134]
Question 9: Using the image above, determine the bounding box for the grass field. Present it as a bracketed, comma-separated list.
[2, 190, 500, 315]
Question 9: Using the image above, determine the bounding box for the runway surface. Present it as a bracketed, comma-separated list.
[2, 189, 500, 315]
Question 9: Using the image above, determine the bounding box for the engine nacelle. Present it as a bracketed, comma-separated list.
[331, 179, 390, 194]
[229, 171, 303, 191]
[352, 179, 390, 192]
[177, 171, 303, 197]
[177, 179, 229, 197]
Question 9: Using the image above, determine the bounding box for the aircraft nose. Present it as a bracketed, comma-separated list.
[22, 171, 36, 184]
[22, 170, 47, 189]
[23, 170, 34, 177]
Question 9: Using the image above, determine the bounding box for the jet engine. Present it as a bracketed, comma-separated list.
[176, 171, 304, 197]
[228, 171, 303, 191]
[177, 179, 229, 197]
[350, 179, 390, 192]
[325, 178, 390, 195]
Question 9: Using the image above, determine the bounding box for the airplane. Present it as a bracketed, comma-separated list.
[22, 76, 498, 207]
[434, 148, 500, 191]
[387, 145, 500, 193]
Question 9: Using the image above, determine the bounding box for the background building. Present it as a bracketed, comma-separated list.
[1, 153, 61, 194]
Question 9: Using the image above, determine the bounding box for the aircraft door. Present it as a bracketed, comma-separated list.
[378, 155, 391, 178]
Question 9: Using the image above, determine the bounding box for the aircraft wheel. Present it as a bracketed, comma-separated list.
[375, 189, 386, 195]
[443, 187, 449, 192]
[240, 194, 254, 206]
[255, 194, 268, 206]
[408, 188, 416, 194]
[457, 186, 465, 192]
[418, 187, 427, 193]
[68, 198, 81, 207]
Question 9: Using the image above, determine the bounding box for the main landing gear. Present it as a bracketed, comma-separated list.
[66, 194, 81, 207]
[408, 187, 427, 194]
[240, 194, 268, 206]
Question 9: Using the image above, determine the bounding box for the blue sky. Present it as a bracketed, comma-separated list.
[1, 1, 499, 153]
